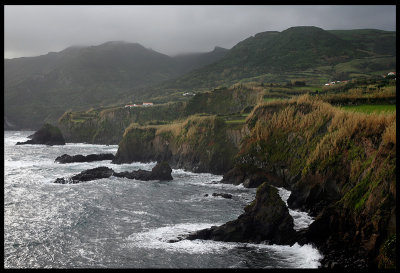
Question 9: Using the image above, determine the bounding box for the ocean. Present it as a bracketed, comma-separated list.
[4, 131, 322, 268]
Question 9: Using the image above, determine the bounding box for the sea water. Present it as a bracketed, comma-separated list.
[4, 131, 322, 268]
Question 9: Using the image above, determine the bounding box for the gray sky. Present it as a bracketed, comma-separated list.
[4, 5, 396, 59]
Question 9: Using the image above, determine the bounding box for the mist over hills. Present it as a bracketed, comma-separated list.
[4, 42, 228, 129]
[163, 26, 395, 89]
[4, 26, 396, 130]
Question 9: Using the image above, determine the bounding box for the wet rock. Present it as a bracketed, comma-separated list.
[55, 153, 115, 163]
[54, 178, 69, 184]
[54, 162, 173, 184]
[212, 193, 232, 199]
[54, 167, 114, 184]
[187, 182, 296, 244]
[221, 166, 284, 188]
[113, 161, 173, 181]
[16, 123, 65, 146]
[150, 161, 173, 181]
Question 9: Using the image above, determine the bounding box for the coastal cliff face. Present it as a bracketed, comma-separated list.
[58, 102, 186, 144]
[222, 95, 396, 268]
[57, 85, 261, 145]
[112, 115, 245, 174]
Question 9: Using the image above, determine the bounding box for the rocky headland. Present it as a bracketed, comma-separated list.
[205, 96, 396, 269]
[55, 94, 396, 269]
[16, 123, 65, 146]
[111, 115, 246, 174]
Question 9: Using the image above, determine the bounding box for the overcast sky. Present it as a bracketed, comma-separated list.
[4, 5, 396, 59]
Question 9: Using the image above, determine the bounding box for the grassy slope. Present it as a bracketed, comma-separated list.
[237, 95, 396, 267]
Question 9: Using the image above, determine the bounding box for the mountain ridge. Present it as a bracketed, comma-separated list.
[4, 26, 396, 130]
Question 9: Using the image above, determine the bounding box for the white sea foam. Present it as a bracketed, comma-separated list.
[253, 243, 323, 268]
[127, 222, 322, 268]
[4, 131, 323, 268]
[276, 187, 314, 230]
[126, 222, 234, 254]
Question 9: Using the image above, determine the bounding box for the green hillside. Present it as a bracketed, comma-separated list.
[327, 29, 396, 56]
[4, 42, 227, 130]
[159, 27, 395, 91]
[4, 27, 396, 130]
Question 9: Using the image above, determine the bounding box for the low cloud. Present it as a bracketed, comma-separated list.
[4, 5, 396, 59]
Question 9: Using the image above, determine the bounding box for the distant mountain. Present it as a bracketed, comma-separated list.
[163, 26, 395, 89]
[4, 27, 396, 130]
[4, 42, 227, 129]
[172, 46, 228, 73]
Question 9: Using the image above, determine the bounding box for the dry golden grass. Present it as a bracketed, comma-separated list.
[382, 120, 396, 145]
[154, 115, 219, 139]
[245, 94, 396, 166]
[308, 108, 395, 165]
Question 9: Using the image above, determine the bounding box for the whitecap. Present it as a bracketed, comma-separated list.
[276, 187, 314, 230]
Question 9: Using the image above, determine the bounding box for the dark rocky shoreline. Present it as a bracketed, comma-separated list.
[55, 153, 115, 163]
[16, 123, 65, 146]
[54, 161, 173, 184]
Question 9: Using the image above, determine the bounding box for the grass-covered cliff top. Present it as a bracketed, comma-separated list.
[116, 114, 241, 173]
[245, 94, 395, 174]
[237, 94, 396, 267]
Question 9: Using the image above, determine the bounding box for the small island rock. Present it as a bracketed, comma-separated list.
[55, 153, 115, 163]
[186, 183, 296, 245]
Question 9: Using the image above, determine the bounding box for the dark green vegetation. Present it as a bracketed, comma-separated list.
[58, 84, 262, 144]
[327, 29, 396, 56]
[4, 42, 227, 129]
[5, 27, 395, 130]
[160, 27, 395, 92]
[58, 102, 187, 144]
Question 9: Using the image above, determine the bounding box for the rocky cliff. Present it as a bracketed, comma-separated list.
[112, 115, 246, 174]
[58, 102, 186, 144]
[57, 84, 261, 145]
[220, 95, 396, 268]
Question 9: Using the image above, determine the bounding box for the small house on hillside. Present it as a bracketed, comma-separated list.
[142, 102, 153, 107]
[125, 104, 139, 108]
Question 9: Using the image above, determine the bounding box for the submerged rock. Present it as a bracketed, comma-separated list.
[55, 153, 115, 163]
[114, 161, 173, 181]
[16, 123, 65, 146]
[187, 182, 296, 244]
